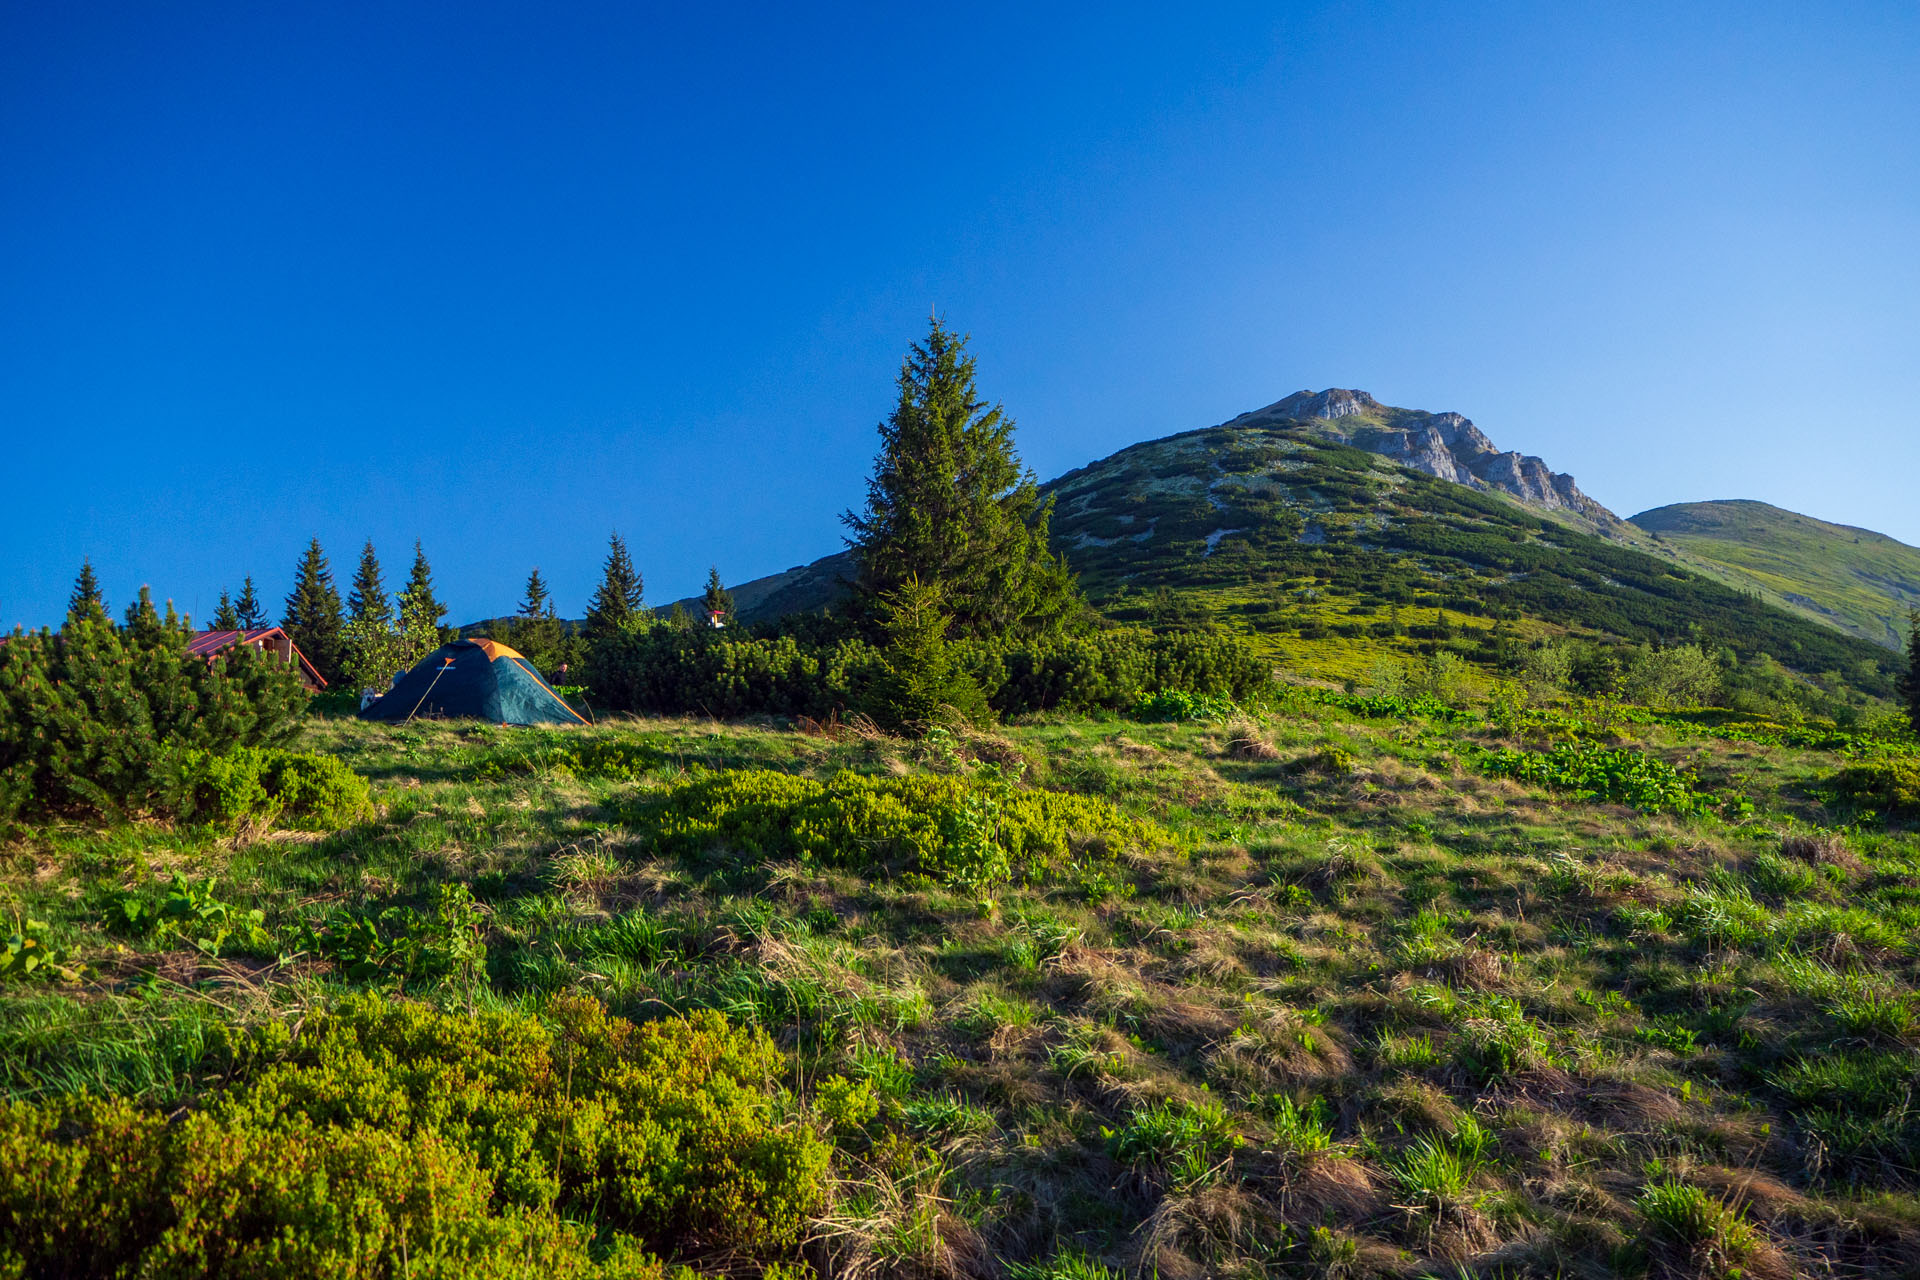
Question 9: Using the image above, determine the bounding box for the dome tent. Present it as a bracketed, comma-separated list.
[358, 639, 587, 726]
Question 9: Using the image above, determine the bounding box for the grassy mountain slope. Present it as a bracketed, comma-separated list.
[1044, 419, 1900, 696]
[1631, 499, 1920, 650]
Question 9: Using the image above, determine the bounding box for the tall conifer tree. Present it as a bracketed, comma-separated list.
[348, 542, 393, 628]
[235, 576, 267, 629]
[283, 539, 345, 685]
[1905, 610, 1920, 734]
[68, 559, 106, 623]
[212, 590, 240, 630]
[585, 533, 645, 636]
[843, 319, 1078, 638]
[520, 568, 553, 618]
[702, 567, 734, 627]
[401, 542, 448, 640]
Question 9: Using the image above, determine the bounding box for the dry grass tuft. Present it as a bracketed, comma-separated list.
[1224, 720, 1280, 761]
[1781, 828, 1864, 874]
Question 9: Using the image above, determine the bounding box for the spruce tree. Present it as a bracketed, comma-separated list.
[843, 319, 1079, 638]
[519, 568, 553, 619]
[212, 590, 240, 630]
[341, 541, 403, 691]
[1904, 610, 1920, 735]
[402, 542, 449, 640]
[235, 576, 266, 629]
[702, 566, 735, 627]
[507, 567, 563, 671]
[866, 576, 988, 730]
[283, 539, 346, 685]
[348, 541, 393, 629]
[68, 559, 106, 623]
[585, 533, 645, 637]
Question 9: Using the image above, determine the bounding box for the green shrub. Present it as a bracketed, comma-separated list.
[260, 750, 374, 829]
[154, 746, 372, 832]
[634, 768, 1173, 891]
[978, 628, 1272, 716]
[0, 995, 826, 1276]
[585, 626, 882, 719]
[0, 610, 308, 822]
[580, 622, 1270, 723]
[1828, 759, 1920, 818]
[1293, 746, 1356, 778]
[815, 1074, 880, 1133]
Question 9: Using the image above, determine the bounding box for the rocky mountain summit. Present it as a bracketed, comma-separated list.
[1230, 388, 1620, 528]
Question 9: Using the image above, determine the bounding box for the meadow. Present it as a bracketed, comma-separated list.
[3, 694, 1919, 1278]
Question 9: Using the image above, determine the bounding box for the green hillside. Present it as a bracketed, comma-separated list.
[1054, 421, 1901, 699]
[1631, 499, 1920, 651]
[686, 398, 1903, 709]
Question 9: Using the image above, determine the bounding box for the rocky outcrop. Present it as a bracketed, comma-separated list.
[1233, 389, 1619, 527]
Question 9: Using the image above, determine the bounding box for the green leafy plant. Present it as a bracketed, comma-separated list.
[1131, 689, 1237, 723]
[0, 916, 80, 982]
[152, 875, 268, 958]
[1476, 741, 1718, 816]
[305, 883, 485, 987]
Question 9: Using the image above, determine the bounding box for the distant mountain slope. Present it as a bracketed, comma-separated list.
[1630, 499, 1920, 650]
[666, 390, 1902, 698]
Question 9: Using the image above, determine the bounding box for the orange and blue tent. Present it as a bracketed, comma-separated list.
[358, 639, 587, 726]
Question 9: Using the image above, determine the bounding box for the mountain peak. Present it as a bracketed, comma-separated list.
[1264, 388, 1384, 420]
[1230, 389, 1617, 529]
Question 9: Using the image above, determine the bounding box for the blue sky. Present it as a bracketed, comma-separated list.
[3, 2, 1916, 629]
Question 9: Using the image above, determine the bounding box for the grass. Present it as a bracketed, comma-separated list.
[2, 697, 1919, 1277]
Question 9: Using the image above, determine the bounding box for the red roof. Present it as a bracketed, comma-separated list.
[188, 628, 327, 689]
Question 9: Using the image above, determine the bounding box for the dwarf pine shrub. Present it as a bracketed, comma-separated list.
[0, 610, 309, 822]
[0, 995, 827, 1277]
[635, 768, 1173, 890]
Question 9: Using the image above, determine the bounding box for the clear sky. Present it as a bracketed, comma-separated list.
[3, 2, 1916, 630]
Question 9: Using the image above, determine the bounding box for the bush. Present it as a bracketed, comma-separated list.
[0, 995, 826, 1277]
[634, 768, 1174, 891]
[155, 746, 372, 831]
[0, 609, 308, 822]
[1828, 759, 1920, 818]
[977, 628, 1272, 716]
[585, 626, 882, 720]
